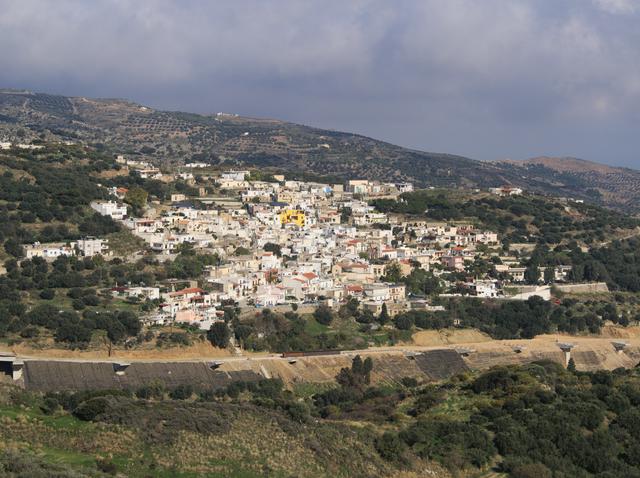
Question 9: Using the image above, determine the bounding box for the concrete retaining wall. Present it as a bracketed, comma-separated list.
[555, 282, 610, 294]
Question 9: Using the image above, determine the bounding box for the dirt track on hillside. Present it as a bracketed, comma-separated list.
[0, 340, 236, 361]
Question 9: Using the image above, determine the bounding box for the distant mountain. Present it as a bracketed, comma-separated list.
[503, 156, 619, 174]
[1, 89, 639, 212]
[494, 157, 640, 212]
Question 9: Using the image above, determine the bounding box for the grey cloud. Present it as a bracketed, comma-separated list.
[0, 0, 638, 167]
[593, 0, 639, 14]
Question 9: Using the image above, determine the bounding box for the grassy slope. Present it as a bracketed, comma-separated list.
[0, 385, 424, 478]
[3, 360, 640, 477]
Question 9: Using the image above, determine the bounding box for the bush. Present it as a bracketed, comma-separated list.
[71, 298, 86, 310]
[157, 332, 191, 347]
[400, 420, 496, 469]
[510, 463, 553, 478]
[286, 401, 310, 423]
[207, 322, 230, 348]
[136, 381, 166, 400]
[0, 448, 82, 477]
[251, 378, 284, 400]
[40, 396, 60, 415]
[169, 384, 194, 400]
[82, 294, 100, 307]
[375, 432, 406, 462]
[73, 397, 111, 421]
[67, 288, 86, 299]
[54, 322, 92, 344]
[39, 289, 55, 300]
[412, 386, 444, 414]
[471, 368, 518, 394]
[96, 458, 118, 475]
[313, 304, 334, 326]
[394, 314, 414, 330]
[401, 377, 419, 388]
[19, 326, 39, 338]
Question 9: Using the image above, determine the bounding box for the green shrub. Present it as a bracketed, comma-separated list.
[375, 431, 406, 462]
[73, 397, 111, 421]
[169, 384, 194, 400]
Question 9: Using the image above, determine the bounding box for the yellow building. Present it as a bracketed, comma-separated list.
[280, 209, 306, 227]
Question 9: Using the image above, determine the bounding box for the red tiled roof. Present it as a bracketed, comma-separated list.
[172, 287, 205, 296]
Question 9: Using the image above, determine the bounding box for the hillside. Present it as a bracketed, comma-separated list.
[503, 156, 619, 174]
[371, 188, 640, 246]
[2, 89, 640, 211]
[0, 144, 638, 356]
[4, 359, 640, 477]
[496, 156, 640, 211]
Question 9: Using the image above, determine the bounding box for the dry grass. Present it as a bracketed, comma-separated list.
[411, 329, 492, 346]
[0, 392, 434, 478]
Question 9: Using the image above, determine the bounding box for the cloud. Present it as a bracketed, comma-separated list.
[0, 0, 639, 166]
[593, 0, 639, 14]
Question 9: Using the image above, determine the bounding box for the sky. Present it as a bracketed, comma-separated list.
[1, 0, 639, 167]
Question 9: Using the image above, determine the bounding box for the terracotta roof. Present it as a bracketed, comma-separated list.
[345, 284, 364, 292]
[171, 287, 205, 296]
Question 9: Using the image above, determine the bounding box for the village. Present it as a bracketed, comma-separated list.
[20, 157, 582, 333]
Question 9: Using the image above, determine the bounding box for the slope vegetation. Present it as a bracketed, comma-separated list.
[2, 89, 640, 211]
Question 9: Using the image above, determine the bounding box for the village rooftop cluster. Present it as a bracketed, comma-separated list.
[23, 157, 576, 331]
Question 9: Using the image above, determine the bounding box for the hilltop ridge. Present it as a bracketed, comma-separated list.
[495, 156, 640, 211]
[1, 89, 640, 211]
[498, 156, 619, 174]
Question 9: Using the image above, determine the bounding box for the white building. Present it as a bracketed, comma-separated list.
[90, 201, 128, 221]
[221, 170, 250, 181]
[77, 237, 109, 257]
[260, 252, 281, 270]
[255, 285, 287, 307]
[363, 283, 391, 302]
[396, 182, 414, 193]
[467, 280, 499, 298]
[490, 186, 523, 196]
[112, 286, 160, 301]
[24, 242, 75, 260]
